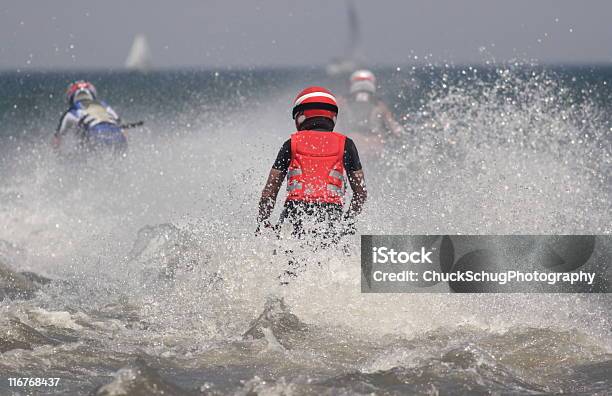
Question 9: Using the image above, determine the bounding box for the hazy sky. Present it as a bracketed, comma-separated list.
[2, 0, 612, 70]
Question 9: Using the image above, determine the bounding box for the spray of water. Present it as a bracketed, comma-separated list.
[0, 67, 610, 394]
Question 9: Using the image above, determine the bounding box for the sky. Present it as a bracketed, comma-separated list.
[1, 0, 612, 70]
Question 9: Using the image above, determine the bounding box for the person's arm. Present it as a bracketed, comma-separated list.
[106, 105, 128, 138]
[378, 101, 405, 138]
[343, 138, 368, 219]
[53, 111, 78, 149]
[347, 169, 367, 217]
[256, 140, 290, 231]
[105, 104, 121, 125]
[258, 169, 284, 224]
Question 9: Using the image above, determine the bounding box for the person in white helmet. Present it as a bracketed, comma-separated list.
[53, 80, 127, 154]
[338, 70, 405, 156]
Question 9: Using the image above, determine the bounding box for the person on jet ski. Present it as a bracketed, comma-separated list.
[53, 81, 127, 155]
[256, 86, 368, 282]
[337, 70, 405, 156]
[257, 86, 368, 243]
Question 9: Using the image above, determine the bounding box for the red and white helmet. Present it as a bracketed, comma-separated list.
[292, 86, 338, 127]
[66, 80, 97, 104]
[350, 69, 376, 94]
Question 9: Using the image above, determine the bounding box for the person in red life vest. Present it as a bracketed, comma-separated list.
[257, 86, 367, 243]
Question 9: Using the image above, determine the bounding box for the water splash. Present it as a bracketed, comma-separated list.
[0, 67, 609, 394]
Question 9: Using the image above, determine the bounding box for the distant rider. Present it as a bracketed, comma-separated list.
[257, 86, 368, 245]
[53, 81, 127, 154]
[338, 70, 405, 155]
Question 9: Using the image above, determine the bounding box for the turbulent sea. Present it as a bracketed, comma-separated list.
[0, 66, 611, 395]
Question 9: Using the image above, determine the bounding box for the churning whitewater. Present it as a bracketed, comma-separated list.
[0, 67, 611, 395]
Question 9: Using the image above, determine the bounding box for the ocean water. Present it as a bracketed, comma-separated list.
[0, 66, 611, 395]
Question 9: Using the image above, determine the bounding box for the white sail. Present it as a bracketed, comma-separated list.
[125, 34, 152, 71]
[326, 0, 362, 76]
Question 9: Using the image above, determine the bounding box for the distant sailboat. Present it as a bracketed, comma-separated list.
[125, 34, 152, 72]
[326, 0, 362, 76]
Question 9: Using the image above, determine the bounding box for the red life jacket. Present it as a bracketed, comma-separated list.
[286, 130, 346, 205]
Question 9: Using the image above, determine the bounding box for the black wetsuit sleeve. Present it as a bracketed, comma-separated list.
[343, 137, 362, 172]
[272, 139, 291, 175]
